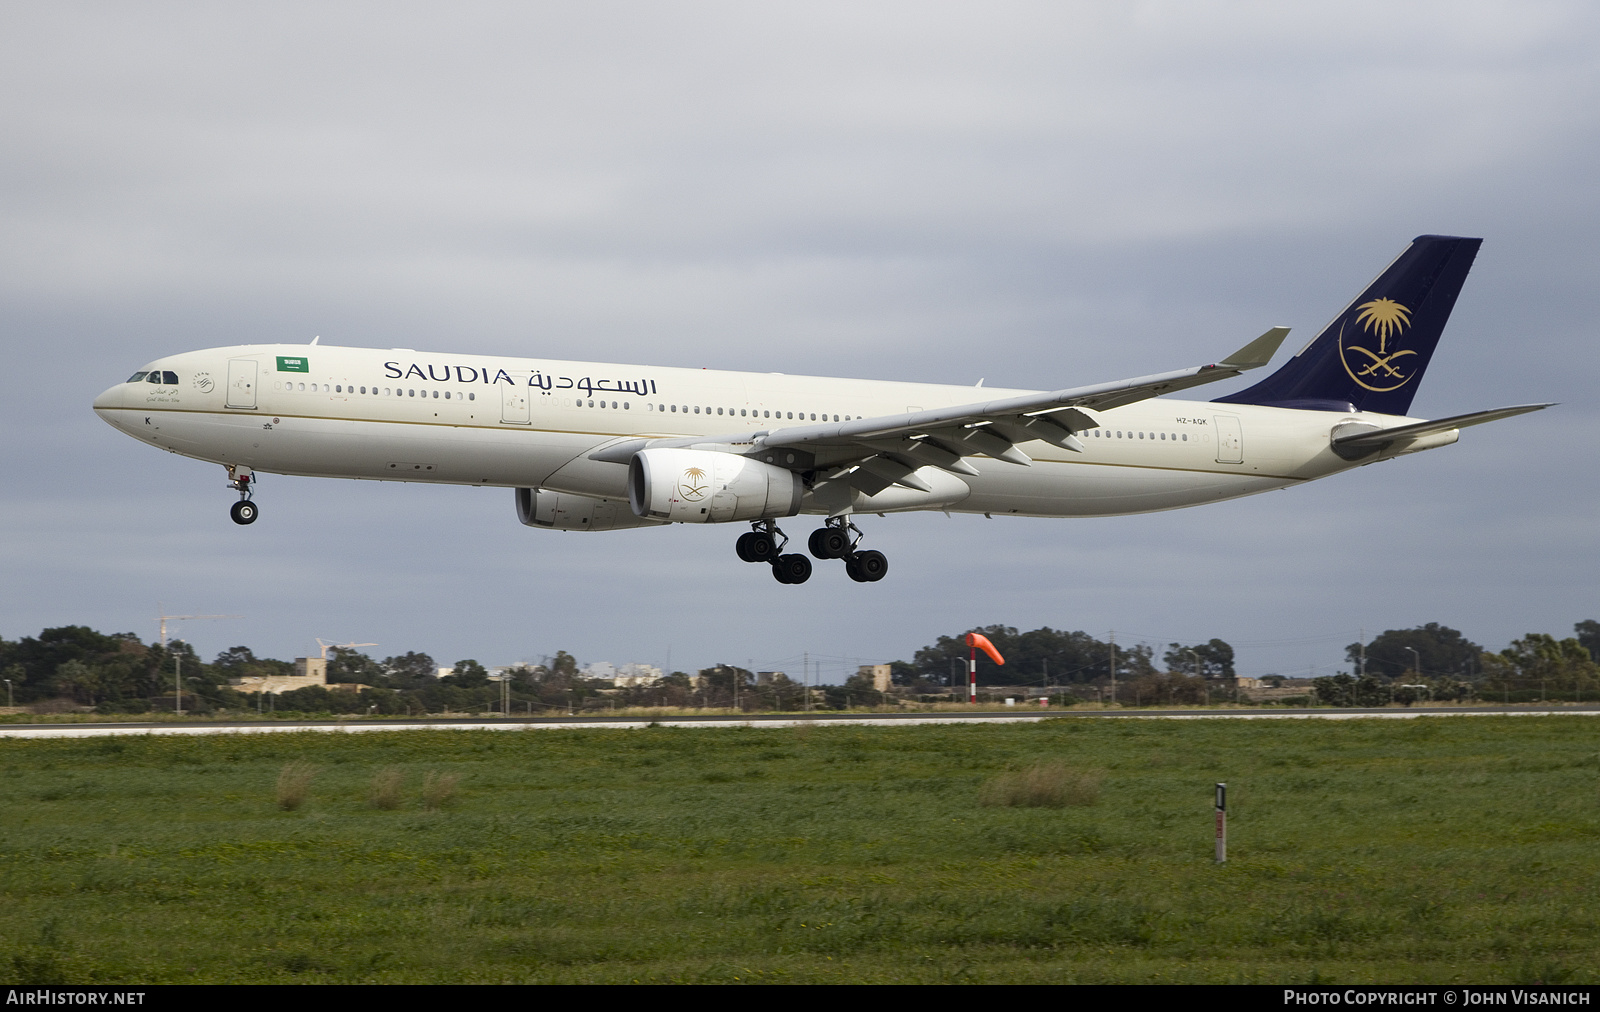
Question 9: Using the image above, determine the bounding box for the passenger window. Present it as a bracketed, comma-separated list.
[469, 393, 475, 401]
[443, 391, 449, 399]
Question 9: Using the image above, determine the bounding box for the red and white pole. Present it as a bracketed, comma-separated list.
[968, 643, 977, 704]
[963, 632, 1003, 705]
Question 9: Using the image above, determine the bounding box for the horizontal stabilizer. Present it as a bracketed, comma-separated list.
[1331, 403, 1552, 456]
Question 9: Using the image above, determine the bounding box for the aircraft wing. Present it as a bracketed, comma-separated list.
[591, 327, 1289, 498]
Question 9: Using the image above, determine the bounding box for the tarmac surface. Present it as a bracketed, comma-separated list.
[2, 705, 1598, 738]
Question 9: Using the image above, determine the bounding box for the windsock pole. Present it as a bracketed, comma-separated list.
[963, 633, 1004, 704]
[969, 641, 977, 704]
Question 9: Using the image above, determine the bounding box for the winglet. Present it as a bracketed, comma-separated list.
[1218, 327, 1290, 371]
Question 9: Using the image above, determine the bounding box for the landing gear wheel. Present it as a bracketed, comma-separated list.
[230, 500, 258, 525]
[809, 527, 852, 560]
[736, 532, 756, 562]
[849, 549, 887, 582]
[745, 532, 778, 563]
[772, 553, 812, 584]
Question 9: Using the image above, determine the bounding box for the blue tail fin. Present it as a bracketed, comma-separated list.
[1213, 235, 1481, 415]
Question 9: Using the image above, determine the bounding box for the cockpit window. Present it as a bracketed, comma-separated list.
[162, 371, 178, 384]
[147, 372, 162, 384]
[126, 372, 148, 383]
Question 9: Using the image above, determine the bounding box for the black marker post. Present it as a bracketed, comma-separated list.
[1214, 783, 1227, 864]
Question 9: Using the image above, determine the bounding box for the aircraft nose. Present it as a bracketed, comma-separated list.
[92, 382, 123, 418]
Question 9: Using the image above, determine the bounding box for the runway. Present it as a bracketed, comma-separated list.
[2, 705, 1598, 739]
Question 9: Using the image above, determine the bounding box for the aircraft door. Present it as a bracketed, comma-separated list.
[226, 359, 257, 409]
[501, 382, 530, 424]
[1213, 415, 1243, 464]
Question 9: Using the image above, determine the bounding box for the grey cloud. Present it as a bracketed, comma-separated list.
[0, 2, 1595, 676]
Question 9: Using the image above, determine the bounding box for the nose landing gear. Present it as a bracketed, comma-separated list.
[227, 465, 258, 525]
[734, 520, 813, 584]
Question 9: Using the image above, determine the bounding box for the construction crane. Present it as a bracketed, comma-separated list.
[157, 605, 242, 649]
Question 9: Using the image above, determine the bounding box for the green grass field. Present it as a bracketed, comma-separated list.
[2, 716, 1597, 984]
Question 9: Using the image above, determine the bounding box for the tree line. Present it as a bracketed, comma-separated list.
[2, 619, 1596, 715]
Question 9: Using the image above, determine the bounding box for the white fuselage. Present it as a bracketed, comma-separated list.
[93, 344, 1451, 519]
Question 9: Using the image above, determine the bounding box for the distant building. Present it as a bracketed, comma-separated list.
[858, 664, 892, 692]
[756, 671, 786, 686]
[230, 656, 329, 694]
[616, 663, 663, 687]
[580, 661, 662, 687]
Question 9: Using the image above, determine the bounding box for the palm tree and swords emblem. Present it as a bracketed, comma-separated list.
[1340, 297, 1416, 392]
[678, 466, 710, 502]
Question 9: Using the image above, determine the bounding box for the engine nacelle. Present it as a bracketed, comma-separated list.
[515, 488, 664, 531]
[629, 448, 803, 523]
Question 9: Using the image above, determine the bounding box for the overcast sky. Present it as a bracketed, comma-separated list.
[2, 2, 1596, 682]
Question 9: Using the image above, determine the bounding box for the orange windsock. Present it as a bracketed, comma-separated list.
[966, 632, 1005, 666]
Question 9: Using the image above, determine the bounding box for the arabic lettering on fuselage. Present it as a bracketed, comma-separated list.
[382, 361, 658, 396]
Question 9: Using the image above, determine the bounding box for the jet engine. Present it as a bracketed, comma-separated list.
[515, 488, 664, 531]
[628, 448, 802, 523]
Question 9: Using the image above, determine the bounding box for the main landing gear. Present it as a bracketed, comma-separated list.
[736, 520, 813, 584]
[227, 465, 258, 525]
[734, 518, 888, 584]
[806, 517, 887, 583]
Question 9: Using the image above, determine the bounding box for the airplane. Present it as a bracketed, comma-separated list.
[93, 234, 1548, 586]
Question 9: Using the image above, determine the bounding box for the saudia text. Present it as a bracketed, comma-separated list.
[383, 363, 656, 397]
